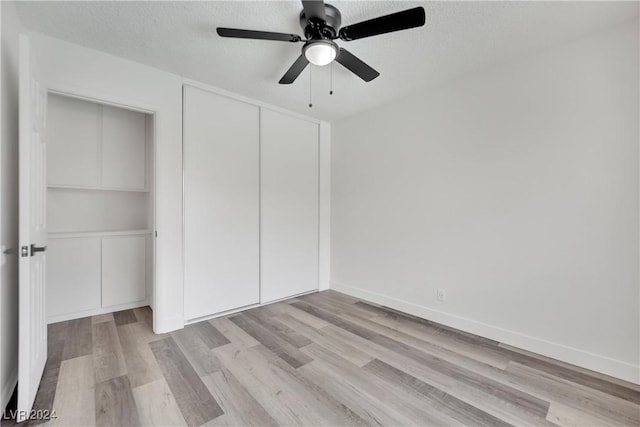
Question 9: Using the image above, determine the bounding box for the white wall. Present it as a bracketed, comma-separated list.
[1, 0, 22, 410]
[29, 33, 184, 333]
[331, 21, 639, 383]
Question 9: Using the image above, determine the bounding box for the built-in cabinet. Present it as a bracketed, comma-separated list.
[46, 93, 154, 323]
[183, 86, 320, 321]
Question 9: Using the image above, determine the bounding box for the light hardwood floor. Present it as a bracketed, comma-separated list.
[3, 290, 639, 426]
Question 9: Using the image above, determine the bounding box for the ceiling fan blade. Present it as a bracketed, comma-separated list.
[335, 48, 379, 82]
[217, 28, 302, 42]
[338, 7, 425, 41]
[301, 0, 326, 21]
[279, 55, 310, 84]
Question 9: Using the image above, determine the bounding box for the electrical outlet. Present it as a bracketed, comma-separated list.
[437, 288, 446, 301]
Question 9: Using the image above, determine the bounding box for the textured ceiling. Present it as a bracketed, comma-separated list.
[14, 1, 639, 121]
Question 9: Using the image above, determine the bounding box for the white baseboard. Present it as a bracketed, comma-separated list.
[47, 300, 149, 324]
[330, 281, 639, 385]
[1, 367, 17, 412]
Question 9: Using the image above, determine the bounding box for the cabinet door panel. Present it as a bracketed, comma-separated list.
[101, 105, 146, 189]
[47, 237, 101, 319]
[261, 109, 319, 303]
[47, 94, 100, 186]
[102, 236, 146, 307]
[183, 86, 260, 320]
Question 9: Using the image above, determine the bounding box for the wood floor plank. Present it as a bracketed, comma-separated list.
[545, 402, 624, 427]
[91, 313, 114, 325]
[298, 300, 552, 421]
[506, 361, 640, 426]
[213, 343, 368, 427]
[62, 317, 93, 360]
[49, 355, 95, 426]
[133, 306, 153, 328]
[500, 343, 640, 392]
[208, 317, 260, 349]
[116, 322, 164, 388]
[170, 323, 223, 377]
[28, 338, 65, 424]
[343, 310, 510, 370]
[299, 292, 379, 321]
[321, 324, 556, 427]
[371, 312, 513, 369]
[276, 313, 374, 367]
[506, 352, 640, 405]
[300, 343, 460, 426]
[189, 321, 231, 349]
[94, 375, 140, 427]
[291, 301, 378, 339]
[131, 378, 187, 426]
[92, 321, 127, 383]
[229, 314, 312, 368]
[113, 309, 137, 326]
[21, 291, 639, 427]
[149, 336, 223, 426]
[363, 358, 513, 427]
[244, 307, 313, 348]
[202, 369, 278, 427]
[265, 301, 330, 329]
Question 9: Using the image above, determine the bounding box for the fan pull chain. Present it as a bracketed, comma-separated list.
[308, 66, 313, 108]
[330, 62, 333, 95]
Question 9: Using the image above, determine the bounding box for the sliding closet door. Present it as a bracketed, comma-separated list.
[183, 86, 260, 320]
[261, 109, 319, 303]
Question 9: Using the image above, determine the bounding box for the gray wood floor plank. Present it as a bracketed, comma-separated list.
[188, 321, 231, 349]
[131, 378, 187, 426]
[291, 301, 378, 339]
[506, 361, 640, 426]
[95, 375, 140, 427]
[276, 313, 374, 367]
[229, 314, 312, 368]
[113, 309, 137, 326]
[208, 317, 260, 349]
[170, 324, 223, 377]
[92, 321, 127, 383]
[202, 369, 278, 427]
[245, 307, 313, 348]
[363, 358, 513, 427]
[507, 351, 640, 405]
[300, 342, 461, 426]
[149, 336, 223, 426]
[62, 317, 93, 360]
[321, 323, 557, 427]
[116, 322, 164, 388]
[17, 295, 638, 427]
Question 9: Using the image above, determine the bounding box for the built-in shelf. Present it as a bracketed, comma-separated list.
[48, 229, 153, 239]
[48, 184, 149, 193]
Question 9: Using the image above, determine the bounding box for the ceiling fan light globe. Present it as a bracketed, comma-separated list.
[304, 41, 338, 66]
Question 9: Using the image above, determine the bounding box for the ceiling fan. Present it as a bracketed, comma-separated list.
[216, 1, 426, 84]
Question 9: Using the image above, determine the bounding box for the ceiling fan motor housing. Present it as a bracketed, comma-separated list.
[300, 3, 342, 40]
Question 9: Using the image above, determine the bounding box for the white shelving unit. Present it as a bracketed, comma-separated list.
[46, 93, 154, 323]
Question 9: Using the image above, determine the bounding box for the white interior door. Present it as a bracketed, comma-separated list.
[17, 34, 48, 422]
[183, 86, 260, 320]
[260, 109, 319, 303]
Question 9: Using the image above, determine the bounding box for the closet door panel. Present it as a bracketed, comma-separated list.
[261, 109, 319, 303]
[47, 237, 101, 319]
[101, 236, 146, 307]
[183, 86, 260, 320]
[47, 94, 100, 186]
[101, 105, 146, 189]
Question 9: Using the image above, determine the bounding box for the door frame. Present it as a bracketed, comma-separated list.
[44, 86, 159, 331]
